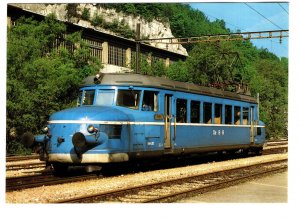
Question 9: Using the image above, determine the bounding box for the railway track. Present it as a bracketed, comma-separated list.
[55, 158, 287, 203]
[5, 143, 288, 192]
[6, 162, 46, 171]
[5, 142, 287, 171]
[6, 154, 40, 162]
[6, 172, 100, 192]
[266, 140, 288, 146]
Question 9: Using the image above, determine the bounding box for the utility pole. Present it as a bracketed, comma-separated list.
[135, 23, 141, 74]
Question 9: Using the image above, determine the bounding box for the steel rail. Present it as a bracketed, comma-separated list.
[266, 140, 288, 146]
[6, 162, 46, 171]
[6, 173, 99, 192]
[6, 154, 40, 162]
[141, 165, 287, 203]
[55, 158, 287, 203]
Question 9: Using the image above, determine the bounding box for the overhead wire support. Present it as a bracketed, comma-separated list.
[138, 30, 289, 45]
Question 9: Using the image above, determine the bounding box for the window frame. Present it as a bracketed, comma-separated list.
[116, 89, 141, 110]
[225, 105, 233, 124]
[234, 106, 241, 125]
[176, 98, 188, 123]
[94, 89, 116, 106]
[82, 89, 96, 106]
[203, 102, 212, 124]
[141, 90, 159, 112]
[214, 103, 223, 124]
[243, 107, 249, 125]
[190, 100, 201, 123]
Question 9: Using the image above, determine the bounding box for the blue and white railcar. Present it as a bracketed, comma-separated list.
[28, 73, 266, 172]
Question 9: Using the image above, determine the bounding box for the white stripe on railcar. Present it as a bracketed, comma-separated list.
[48, 120, 265, 128]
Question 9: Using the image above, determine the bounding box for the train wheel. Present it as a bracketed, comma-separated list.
[52, 163, 68, 175]
[241, 148, 249, 156]
[254, 147, 263, 156]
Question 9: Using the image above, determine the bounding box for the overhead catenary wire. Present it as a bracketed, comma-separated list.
[277, 3, 289, 15]
[202, 11, 242, 32]
[196, 4, 288, 48]
[244, 3, 284, 30]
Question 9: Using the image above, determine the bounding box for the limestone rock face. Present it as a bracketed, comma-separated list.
[11, 3, 188, 56]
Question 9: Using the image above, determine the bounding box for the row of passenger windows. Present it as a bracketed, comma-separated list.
[176, 99, 251, 125]
[78, 89, 252, 125]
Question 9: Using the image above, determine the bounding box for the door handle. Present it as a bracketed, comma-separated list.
[174, 117, 176, 140]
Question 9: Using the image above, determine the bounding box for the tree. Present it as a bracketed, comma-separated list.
[7, 15, 101, 154]
[250, 58, 288, 139]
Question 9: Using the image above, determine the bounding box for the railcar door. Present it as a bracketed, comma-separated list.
[164, 94, 173, 149]
[250, 106, 255, 144]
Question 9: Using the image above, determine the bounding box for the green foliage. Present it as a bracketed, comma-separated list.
[7, 15, 101, 155]
[66, 3, 79, 19]
[250, 57, 288, 139]
[91, 13, 104, 26]
[103, 19, 135, 39]
[81, 8, 90, 20]
[90, 13, 135, 39]
[99, 3, 228, 49]
[165, 61, 189, 82]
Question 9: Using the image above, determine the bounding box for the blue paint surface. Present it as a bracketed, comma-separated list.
[45, 85, 265, 163]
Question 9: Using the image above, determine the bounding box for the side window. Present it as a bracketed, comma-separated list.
[257, 127, 262, 135]
[95, 90, 115, 106]
[225, 105, 232, 124]
[82, 90, 95, 105]
[234, 106, 241, 125]
[142, 91, 158, 112]
[243, 107, 249, 125]
[176, 99, 187, 123]
[117, 90, 141, 110]
[214, 104, 222, 124]
[191, 101, 200, 123]
[77, 90, 83, 107]
[204, 102, 212, 124]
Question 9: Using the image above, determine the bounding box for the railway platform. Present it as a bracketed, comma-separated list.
[178, 171, 287, 203]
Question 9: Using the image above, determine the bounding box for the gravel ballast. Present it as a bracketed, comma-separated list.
[6, 153, 287, 203]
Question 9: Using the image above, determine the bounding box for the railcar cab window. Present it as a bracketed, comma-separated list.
[142, 91, 158, 111]
[95, 90, 115, 106]
[117, 90, 141, 110]
[176, 99, 187, 123]
[77, 91, 83, 106]
[82, 90, 95, 105]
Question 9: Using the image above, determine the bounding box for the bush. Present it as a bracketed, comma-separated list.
[7, 15, 101, 155]
[91, 13, 104, 26]
[81, 8, 90, 20]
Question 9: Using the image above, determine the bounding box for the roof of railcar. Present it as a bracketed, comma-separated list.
[82, 73, 257, 104]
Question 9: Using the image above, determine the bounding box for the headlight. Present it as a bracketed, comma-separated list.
[42, 126, 49, 133]
[87, 125, 98, 134]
